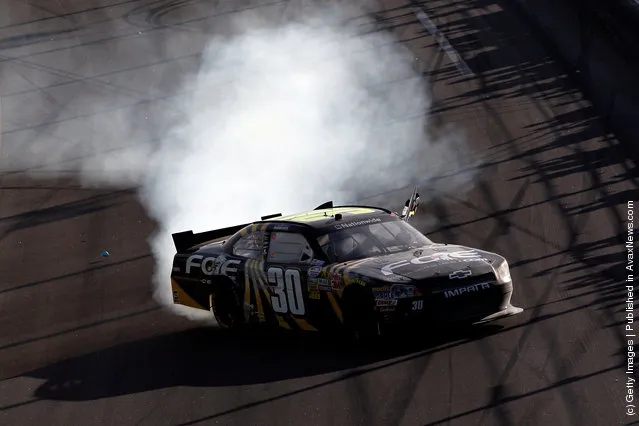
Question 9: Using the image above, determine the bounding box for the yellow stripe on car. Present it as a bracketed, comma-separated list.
[327, 293, 344, 323]
[272, 207, 376, 223]
[276, 315, 291, 329]
[292, 318, 318, 331]
[171, 279, 207, 310]
[253, 274, 265, 323]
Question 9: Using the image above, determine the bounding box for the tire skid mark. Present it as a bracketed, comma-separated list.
[0, 0, 288, 67]
[0, 253, 150, 295]
[386, 356, 435, 426]
[0, 0, 144, 31]
[0, 306, 160, 352]
[173, 341, 467, 426]
[421, 364, 621, 425]
[412, 2, 474, 77]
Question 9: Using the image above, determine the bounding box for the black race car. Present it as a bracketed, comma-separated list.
[170, 194, 523, 338]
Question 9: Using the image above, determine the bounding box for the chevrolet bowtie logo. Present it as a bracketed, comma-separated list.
[449, 269, 472, 279]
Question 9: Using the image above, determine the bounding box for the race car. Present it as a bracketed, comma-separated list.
[170, 194, 523, 338]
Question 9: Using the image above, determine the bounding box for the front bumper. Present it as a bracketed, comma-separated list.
[471, 303, 524, 325]
[377, 280, 523, 327]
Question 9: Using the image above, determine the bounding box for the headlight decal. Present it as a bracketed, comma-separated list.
[390, 284, 420, 299]
[494, 261, 511, 284]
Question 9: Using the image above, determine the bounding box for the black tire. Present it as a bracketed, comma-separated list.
[210, 280, 244, 330]
[341, 286, 380, 342]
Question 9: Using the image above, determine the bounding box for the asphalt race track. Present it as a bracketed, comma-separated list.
[1, 1, 637, 425]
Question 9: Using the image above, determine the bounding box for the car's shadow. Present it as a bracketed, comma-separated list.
[26, 324, 503, 401]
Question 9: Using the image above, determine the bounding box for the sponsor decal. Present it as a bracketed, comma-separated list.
[334, 217, 382, 230]
[329, 273, 343, 290]
[308, 265, 322, 278]
[444, 282, 491, 298]
[185, 254, 241, 276]
[449, 269, 472, 279]
[376, 299, 398, 306]
[311, 259, 325, 266]
[317, 278, 332, 291]
[379, 306, 396, 312]
[172, 290, 179, 303]
[308, 282, 321, 299]
[309, 277, 331, 291]
[381, 250, 488, 276]
[372, 286, 392, 300]
[273, 225, 289, 230]
[347, 278, 368, 287]
[373, 285, 419, 302]
[172, 266, 180, 272]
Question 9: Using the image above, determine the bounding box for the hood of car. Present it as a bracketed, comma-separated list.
[345, 244, 503, 281]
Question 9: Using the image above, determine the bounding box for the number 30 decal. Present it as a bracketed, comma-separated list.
[267, 267, 305, 316]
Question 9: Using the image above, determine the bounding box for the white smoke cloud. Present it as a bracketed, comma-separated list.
[1, 4, 476, 320]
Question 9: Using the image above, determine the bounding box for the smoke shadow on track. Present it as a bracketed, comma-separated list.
[23, 323, 502, 401]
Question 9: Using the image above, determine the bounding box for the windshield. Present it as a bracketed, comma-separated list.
[317, 219, 432, 263]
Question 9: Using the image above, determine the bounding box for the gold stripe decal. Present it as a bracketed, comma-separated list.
[292, 317, 318, 331]
[276, 315, 291, 329]
[327, 293, 343, 323]
[171, 279, 207, 310]
[252, 267, 265, 323]
[255, 261, 273, 326]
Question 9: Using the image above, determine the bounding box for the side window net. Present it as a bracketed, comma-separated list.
[232, 231, 264, 259]
[268, 232, 314, 264]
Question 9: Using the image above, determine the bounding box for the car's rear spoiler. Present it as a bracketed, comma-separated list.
[172, 223, 250, 252]
[171, 211, 286, 252]
[314, 201, 333, 210]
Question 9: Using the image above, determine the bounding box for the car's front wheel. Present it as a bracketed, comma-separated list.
[341, 285, 380, 342]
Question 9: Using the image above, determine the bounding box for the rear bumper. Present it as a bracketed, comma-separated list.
[171, 278, 210, 311]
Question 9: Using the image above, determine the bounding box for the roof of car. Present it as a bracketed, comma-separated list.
[256, 205, 395, 231]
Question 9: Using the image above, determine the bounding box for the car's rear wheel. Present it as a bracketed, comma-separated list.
[210, 281, 244, 330]
[341, 285, 380, 342]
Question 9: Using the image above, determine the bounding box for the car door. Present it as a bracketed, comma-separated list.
[263, 230, 322, 331]
[224, 228, 268, 325]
